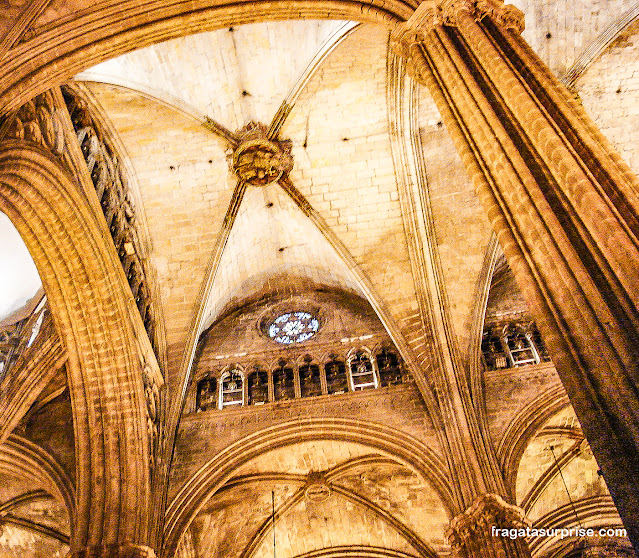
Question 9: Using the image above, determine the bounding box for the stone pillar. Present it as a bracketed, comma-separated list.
[391, 0, 639, 550]
[0, 88, 159, 557]
[447, 493, 530, 558]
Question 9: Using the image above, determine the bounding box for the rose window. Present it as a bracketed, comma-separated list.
[268, 312, 319, 344]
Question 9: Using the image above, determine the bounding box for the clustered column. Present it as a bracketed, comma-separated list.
[391, 0, 639, 549]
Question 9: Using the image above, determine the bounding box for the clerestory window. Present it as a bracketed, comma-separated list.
[220, 369, 244, 408]
[348, 350, 377, 391]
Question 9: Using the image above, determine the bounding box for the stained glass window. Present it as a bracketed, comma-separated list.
[267, 312, 319, 344]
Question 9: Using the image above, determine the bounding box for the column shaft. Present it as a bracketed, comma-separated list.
[0, 88, 159, 555]
[392, 0, 639, 548]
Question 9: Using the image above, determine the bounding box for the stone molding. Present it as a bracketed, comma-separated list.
[0, 114, 156, 548]
[164, 417, 454, 556]
[446, 493, 528, 548]
[0, 89, 65, 155]
[71, 543, 156, 558]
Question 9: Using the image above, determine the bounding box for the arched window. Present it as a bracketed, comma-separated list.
[219, 369, 244, 408]
[529, 323, 550, 363]
[348, 350, 377, 391]
[273, 360, 295, 401]
[248, 366, 269, 405]
[196, 376, 217, 411]
[376, 348, 403, 386]
[299, 356, 321, 398]
[502, 325, 539, 367]
[481, 327, 509, 370]
[325, 357, 347, 394]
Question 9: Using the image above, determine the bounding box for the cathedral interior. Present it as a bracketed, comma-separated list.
[1, 1, 639, 557]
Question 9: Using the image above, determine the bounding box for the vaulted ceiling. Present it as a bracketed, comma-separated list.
[2, 1, 639, 557]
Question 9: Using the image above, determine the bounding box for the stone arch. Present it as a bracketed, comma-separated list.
[0, 0, 413, 113]
[0, 434, 76, 526]
[529, 497, 626, 558]
[563, 2, 639, 86]
[163, 417, 455, 556]
[0, 141, 155, 554]
[498, 384, 570, 502]
[292, 548, 422, 558]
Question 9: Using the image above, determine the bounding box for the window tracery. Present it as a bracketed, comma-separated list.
[273, 360, 295, 401]
[376, 347, 403, 386]
[196, 377, 217, 411]
[62, 86, 159, 358]
[481, 321, 550, 371]
[193, 347, 408, 411]
[220, 369, 244, 408]
[325, 356, 348, 395]
[299, 356, 322, 398]
[267, 312, 319, 344]
[248, 367, 269, 405]
[348, 349, 377, 391]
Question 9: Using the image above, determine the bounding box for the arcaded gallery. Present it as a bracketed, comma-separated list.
[1, 0, 639, 557]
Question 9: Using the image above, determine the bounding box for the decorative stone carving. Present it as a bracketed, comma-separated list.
[0, 320, 24, 379]
[443, 0, 525, 32]
[0, 299, 49, 381]
[446, 493, 529, 550]
[389, 0, 524, 85]
[481, 320, 550, 370]
[142, 361, 163, 471]
[0, 90, 65, 154]
[304, 473, 331, 503]
[61, 86, 159, 358]
[231, 122, 293, 186]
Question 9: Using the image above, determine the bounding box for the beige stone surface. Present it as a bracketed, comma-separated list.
[417, 87, 493, 358]
[511, 0, 636, 75]
[1, 3, 637, 557]
[199, 182, 362, 331]
[83, 20, 348, 131]
[516, 406, 613, 522]
[84, 83, 235, 387]
[577, 19, 639, 175]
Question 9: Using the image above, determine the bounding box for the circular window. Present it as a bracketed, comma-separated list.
[268, 312, 319, 344]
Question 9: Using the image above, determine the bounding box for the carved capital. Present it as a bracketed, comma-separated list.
[446, 493, 528, 549]
[390, 0, 523, 84]
[477, 0, 525, 33]
[390, 0, 524, 57]
[0, 90, 66, 154]
[440, 0, 524, 31]
[231, 122, 293, 186]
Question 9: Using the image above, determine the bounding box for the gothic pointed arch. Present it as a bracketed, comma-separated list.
[164, 417, 455, 556]
[0, 434, 75, 523]
[0, 0, 412, 113]
[0, 140, 158, 556]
